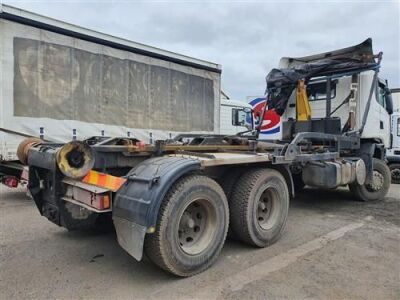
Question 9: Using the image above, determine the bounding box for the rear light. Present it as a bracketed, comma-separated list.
[63, 180, 112, 212]
[102, 194, 110, 209]
[2, 176, 19, 188]
[91, 193, 111, 210]
[79, 191, 112, 210]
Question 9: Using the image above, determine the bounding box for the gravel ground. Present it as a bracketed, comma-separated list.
[1, 184, 399, 299]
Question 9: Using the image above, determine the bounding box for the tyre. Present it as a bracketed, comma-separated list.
[349, 158, 390, 201]
[218, 169, 243, 200]
[144, 174, 229, 277]
[389, 163, 400, 184]
[218, 169, 243, 239]
[230, 168, 289, 247]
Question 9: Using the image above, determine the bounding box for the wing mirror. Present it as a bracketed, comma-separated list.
[384, 87, 393, 115]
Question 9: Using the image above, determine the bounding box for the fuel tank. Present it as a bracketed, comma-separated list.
[302, 159, 366, 189]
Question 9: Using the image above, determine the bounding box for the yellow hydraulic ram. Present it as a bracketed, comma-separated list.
[296, 79, 312, 121]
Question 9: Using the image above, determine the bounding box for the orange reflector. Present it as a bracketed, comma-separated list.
[82, 170, 126, 192]
[103, 194, 110, 209]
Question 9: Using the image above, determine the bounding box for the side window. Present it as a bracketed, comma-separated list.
[232, 108, 253, 128]
[232, 108, 247, 126]
[376, 83, 387, 108]
[306, 80, 337, 101]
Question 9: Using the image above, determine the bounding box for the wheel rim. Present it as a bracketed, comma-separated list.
[256, 186, 280, 230]
[391, 168, 400, 182]
[367, 170, 384, 192]
[177, 198, 217, 255]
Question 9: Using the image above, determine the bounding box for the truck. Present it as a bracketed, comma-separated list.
[0, 4, 251, 187]
[387, 89, 400, 183]
[220, 98, 253, 135]
[2, 6, 394, 277]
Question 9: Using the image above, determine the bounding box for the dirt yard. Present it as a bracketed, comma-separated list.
[1, 184, 399, 299]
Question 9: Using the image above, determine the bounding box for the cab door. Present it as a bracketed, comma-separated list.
[391, 114, 400, 149]
[375, 81, 391, 147]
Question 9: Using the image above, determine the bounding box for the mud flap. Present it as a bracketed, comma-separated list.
[357, 143, 382, 185]
[113, 216, 147, 261]
[113, 156, 201, 261]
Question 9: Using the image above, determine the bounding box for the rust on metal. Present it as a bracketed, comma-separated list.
[16, 137, 43, 165]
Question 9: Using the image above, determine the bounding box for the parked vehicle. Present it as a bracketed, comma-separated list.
[220, 99, 253, 135]
[1, 5, 393, 277]
[0, 4, 248, 187]
[387, 89, 400, 183]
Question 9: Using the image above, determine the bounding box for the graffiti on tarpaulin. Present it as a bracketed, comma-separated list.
[247, 96, 282, 140]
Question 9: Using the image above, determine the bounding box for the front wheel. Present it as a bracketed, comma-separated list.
[230, 168, 289, 247]
[144, 175, 229, 277]
[349, 158, 390, 201]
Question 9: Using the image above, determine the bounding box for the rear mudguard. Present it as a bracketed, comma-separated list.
[113, 156, 201, 260]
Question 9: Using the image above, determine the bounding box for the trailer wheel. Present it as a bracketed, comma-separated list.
[349, 158, 390, 201]
[230, 168, 289, 247]
[389, 163, 400, 184]
[144, 175, 229, 277]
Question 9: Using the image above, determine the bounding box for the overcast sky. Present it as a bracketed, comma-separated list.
[3, 0, 400, 100]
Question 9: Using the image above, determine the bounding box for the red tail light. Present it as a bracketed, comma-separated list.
[3, 176, 19, 188]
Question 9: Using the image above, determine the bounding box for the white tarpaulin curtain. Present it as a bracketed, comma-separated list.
[0, 19, 221, 160]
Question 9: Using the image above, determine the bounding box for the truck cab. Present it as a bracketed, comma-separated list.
[220, 99, 253, 135]
[281, 65, 393, 149]
[387, 89, 400, 183]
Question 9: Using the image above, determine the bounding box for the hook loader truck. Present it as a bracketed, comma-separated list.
[20, 38, 394, 277]
[0, 4, 391, 277]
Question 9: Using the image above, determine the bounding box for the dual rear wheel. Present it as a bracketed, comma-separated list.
[144, 169, 290, 276]
[229, 168, 289, 247]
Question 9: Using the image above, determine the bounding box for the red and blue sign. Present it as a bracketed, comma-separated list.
[248, 97, 281, 136]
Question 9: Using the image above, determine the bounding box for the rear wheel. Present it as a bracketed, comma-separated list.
[218, 169, 243, 200]
[218, 170, 243, 239]
[144, 175, 229, 277]
[349, 158, 390, 201]
[389, 163, 400, 184]
[230, 168, 289, 247]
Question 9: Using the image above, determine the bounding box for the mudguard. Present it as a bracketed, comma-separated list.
[113, 156, 201, 260]
[358, 142, 384, 184]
